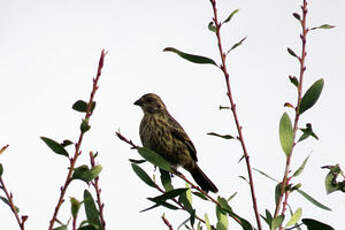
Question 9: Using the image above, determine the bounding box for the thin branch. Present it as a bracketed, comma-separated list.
[162, 215, 174, 230]
[274, 0, 309, 219]
[209, 1, 262, 229]
[90, 151, 106, 230]
[0, 176, 26, 230]
[48, 50, 107, 230]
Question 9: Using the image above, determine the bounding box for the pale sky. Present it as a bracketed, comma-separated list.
[1, 0, 344, 229]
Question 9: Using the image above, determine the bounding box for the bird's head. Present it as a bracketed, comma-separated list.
[134, 93, 167, 114]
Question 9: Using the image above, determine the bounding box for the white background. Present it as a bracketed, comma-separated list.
[1, 0, 344, 229]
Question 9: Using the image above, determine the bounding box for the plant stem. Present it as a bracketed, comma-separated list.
[209, 1, 262, 229]
[162, 215, 174, 230]
[48, 50, 107, 230]
[0, 176, 26, 230]
[90, 152, 106, 230]
[274, 0, 309, 218]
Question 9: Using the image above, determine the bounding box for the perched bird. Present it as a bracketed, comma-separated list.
[134, 93, 218, 193]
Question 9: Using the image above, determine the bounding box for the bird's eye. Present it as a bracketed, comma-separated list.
[146, 98, 153, 103]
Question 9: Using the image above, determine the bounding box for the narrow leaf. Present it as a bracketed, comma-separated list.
[271, 215, 284, 230]
[192, 192, 208, 200]
[70, 197, 81, 219]
[302, 218, 334, 230]
[293, 156, 310, 177]
[0, 163, 3, 176]
[163, 47, 217, 66]
[160, 169, 173, 191]
[61, 140, 73, 147]
[297, 190, 331, 211]
[310, 24, 335, 31]
[279, 113, 293, 156]
[80, 119, 91, 133]
[131, 163, 156, 188]
[289, 76, 299, 88]
[41, 137, 69, 157]
[137, 147, 171, 172]
[0, 196, 20, 212]
[227, 37, 247, 54]
[53, 226, 67, 230]
[84, 189, 101, 227]
[216, 204, 228, 230]
[253, 168, 278, 182]
[292, 13, 301, 20]
[129, 159, 146, 164]
[285, 208, 302, 228]
[325, 171, 340, 194]
[72, 100, 96, 113]
[150, 188, 187, 203]
[275, 183, 282, 206]
[205, 214, 211, 230]
[208, 22, 216, 32]
[299, 79, 324, 114]
[287, 48, 298, 58]
[207, 132, 234, 139]
[223, 8, 239, 24]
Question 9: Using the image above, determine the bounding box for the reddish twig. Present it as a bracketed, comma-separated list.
[209, 1, 262, 229]
[274, 0, 309, 218]
[0, 176, 27, 230]
[90, 152, 106, 230]
[48, 50, 107, 230]
[162, 215, 174, 230]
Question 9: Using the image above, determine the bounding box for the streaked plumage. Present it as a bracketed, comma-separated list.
[134, 93, 218, 193]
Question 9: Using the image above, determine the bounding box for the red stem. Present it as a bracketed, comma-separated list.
[48, 50, 107, 230]
[90, 152, 106, 230]
[0, 176, 25, 230]
[209, 1, 262, 229]
[274, 0, 308, 218]
[162, 215, 174, 230]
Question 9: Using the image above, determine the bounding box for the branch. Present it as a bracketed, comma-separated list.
[274, 0, 309, 219]
[90, 152, 106, 230]
[162, 214, 174, 230]
[209, 1, 262, 229]
[48, 50, 107, 230]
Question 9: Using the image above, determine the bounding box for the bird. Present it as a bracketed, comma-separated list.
[134, 93, 218, 193]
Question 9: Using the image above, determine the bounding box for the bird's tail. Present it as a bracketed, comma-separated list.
[189, 164, 218, 193]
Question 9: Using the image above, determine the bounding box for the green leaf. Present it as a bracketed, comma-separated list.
[325, 171, 340, 194]
[227, 192, 237, 201]
[192, 192, 208, 200]
[72, 100, 96, 113]
[262, 209, 273, 226]
[285, 208, 302, 228]
[41, 137, 69, 157]
[217, 196, 232, 213]
[72, 165, 102, 183]
[160, 169, 173, 191]
[131, 163, 156, 188]
[80, 119, 91, 133]
[61, 139, 73, 147]
[310, 24, 335, 31]
[299, 79, 324, 114]
[137, 147, 171, 172]
[70, 197, 81, 219]
[227, 37, 247, 54]
[279, 113, 293, 156]
[292, 13, 301, 20]
[0, 163, 3, 176]
[253, 168, 278, 182]
[205, 214, 211, 230]
[298, 123, 319, 142]
[270, 215, 284, 230]
[293, 156, 310, 177]
[296, 190, 331, 211]
[289, 76, 299, 88]
[287, 48, 298, 58]
[129, 159, 146, 164]
[0, 196, 20, 213]
[216, 204, 228, 230]
[143, 200, 179, 212]
[302, 218, 334, 230]
[275, 183, 282, 206]
[53, 226, 67, 230]
[163, 47, 217, 66]
[207, 132, 234, 140]
[208, 21, 216, 32]
[84, 189, 101, 227]
[150, 188, 187, 203]
[223, 8, 239, 24]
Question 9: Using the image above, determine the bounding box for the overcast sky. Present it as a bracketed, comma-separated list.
[1, 0, 344, 229]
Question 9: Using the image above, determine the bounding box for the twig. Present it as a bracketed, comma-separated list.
[209, 1, 262, 230]
[116, 131, 244, 229]
[162, 214, 174, 230]
[0, 176, 26, 230]
[274, 0, 309, 219]
[48, 50, 107, 230]
[90, 152, 106, 230]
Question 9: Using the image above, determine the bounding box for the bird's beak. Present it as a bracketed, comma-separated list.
[134, 98, 143, 106]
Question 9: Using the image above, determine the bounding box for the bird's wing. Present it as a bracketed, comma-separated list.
[167, 113, 198, 162]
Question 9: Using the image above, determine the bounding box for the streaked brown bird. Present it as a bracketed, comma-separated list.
[134, 93, 218, 193]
